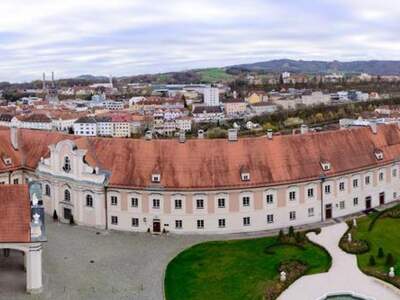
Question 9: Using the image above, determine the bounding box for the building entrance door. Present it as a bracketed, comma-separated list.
[63, 208, 72, 220]
[325, 204, 332, 219]
[379, 192, 385, 205]
[365, 196, 372, 210]
[153, 220, 161, 233]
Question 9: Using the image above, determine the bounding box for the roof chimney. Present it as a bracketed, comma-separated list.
[267, 129, 273, 140]
[370, 123, 377, 134]
[300, 124, 309, 134]
[198, 129, 205, 139]
[145, 130, 152, 140]
[179, 131, 186, 143]
[10, 126, 19, 150]
[228, 128, 238, 142]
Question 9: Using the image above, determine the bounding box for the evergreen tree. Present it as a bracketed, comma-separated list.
[369, 255, 376, 266]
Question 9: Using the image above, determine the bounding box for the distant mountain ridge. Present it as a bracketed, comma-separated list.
[228, 59, 400, 75]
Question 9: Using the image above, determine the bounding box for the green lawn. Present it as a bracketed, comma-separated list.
[196, 68, 234, 83]
[351, 210, 400, 274]
[165, 236, 331, 300]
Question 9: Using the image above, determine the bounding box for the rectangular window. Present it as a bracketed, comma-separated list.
[266, 194, 274, 204]
[289, 191, 296, 201]
[307, 188, 314, 198]
[243, 217, 250, 226]
[153, 199, 160, 209]
[218, 219, 226, 228]
[13, 178, 19, 184]
[111, 196, 118, 206]
[197, 219, 204, 229]
[242, 196, 250, 207]
[175, 199, 182, 209]
[325, 185, 331, 194]
[379, 172, 384, 181]
[175, 220, 183, 229]
[339, 182, 345, 191]
[131, 218, 139, 227]
[353, 179, 359, 188]
[267, 214, 274, 223]
[217, 198, 225, 208]
[365, 176, 370, 185]
[353, 197, 358, 206]
[196, 199, 204, 209]
[289, 211, 296, 220]
[131, 197, 138, 208]
[111, 216, 118, 225]
[308, 207, 314, 217]
[339, 201, 345, 209]
[392, 169, 397, 177]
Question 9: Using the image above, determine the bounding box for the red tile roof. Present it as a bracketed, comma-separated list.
[0, 185, 31, 243]
[1, 125, 400, 190]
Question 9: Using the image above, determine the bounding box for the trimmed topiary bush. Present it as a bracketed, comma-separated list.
[369, 255, 376, 266]
[288, 226, 295, 237]
[386, 253, 395, 266]
[378, 247, 384, 258]
[278, 229, 284, 241]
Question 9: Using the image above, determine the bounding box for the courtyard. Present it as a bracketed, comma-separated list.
[0, 219, 210, 300]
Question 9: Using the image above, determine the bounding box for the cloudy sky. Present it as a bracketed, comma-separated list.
[1, 0, 400, 82]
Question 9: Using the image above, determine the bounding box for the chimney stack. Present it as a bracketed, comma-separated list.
[179, 131, 186, 143]
[198, 129, 205, 139]
[370, 123, 377, 134]
[10, 126, 19, 150]
[267, 129, 273, 140]
[145, 130, 152, 140]
[300, 124, 309, 134]
[228, 128, 238, 142]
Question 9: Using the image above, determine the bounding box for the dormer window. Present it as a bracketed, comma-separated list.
[63, 156, 71, 173]
[2, 156, 12, 166]
[320, 161, 331, 171]
[374, 149, 384, 160]
[241, 172, 250, 181]
[152, 174, 160, 183]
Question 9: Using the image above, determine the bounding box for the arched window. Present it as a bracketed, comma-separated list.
[64, 189, 71, 202]
[86, 194, 93, 207]
[45, 184, 51, 196]
[63, 156, 71, 173]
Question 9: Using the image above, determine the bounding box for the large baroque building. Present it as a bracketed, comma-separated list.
[0, 124, 399, 234]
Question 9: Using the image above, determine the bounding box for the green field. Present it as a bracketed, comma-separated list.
[196, 68, 234, 83]
[165, 235, 331, 300]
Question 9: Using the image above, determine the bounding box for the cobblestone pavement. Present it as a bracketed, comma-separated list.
[0, 214, 362, 300]
[1, 220, 213, 300]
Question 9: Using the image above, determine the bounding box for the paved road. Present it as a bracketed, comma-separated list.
[278, 223, 400, 300]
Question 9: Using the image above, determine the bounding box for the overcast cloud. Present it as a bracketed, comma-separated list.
[1, 0, 400, 82]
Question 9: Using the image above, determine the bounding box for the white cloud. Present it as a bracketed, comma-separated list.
[0, 0, 400, 82]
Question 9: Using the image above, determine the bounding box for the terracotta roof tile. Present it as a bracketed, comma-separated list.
[0, 185, 30, 243]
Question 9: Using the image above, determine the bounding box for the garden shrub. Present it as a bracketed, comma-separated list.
[369, 255, 376, 266]
[386, 253, 395, 266]
[378, 247, 384, 258]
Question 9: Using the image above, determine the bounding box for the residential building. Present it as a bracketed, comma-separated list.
[73, 117, 97, 136]
[203, 87, 220, 106]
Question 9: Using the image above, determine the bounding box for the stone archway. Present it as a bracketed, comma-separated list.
[0, 243, 43, 294]
[0, 249, 26, 295]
